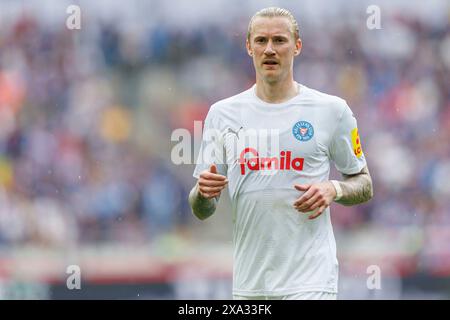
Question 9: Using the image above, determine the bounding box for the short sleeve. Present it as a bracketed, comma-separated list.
[193, 109, 228, 178]
[329, 103, 367, 175]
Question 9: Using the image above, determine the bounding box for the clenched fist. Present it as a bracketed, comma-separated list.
[198, 164, 228, 199]
[293, 182, 337, 220]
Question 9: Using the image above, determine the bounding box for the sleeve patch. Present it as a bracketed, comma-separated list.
[351, 128, 363, 158]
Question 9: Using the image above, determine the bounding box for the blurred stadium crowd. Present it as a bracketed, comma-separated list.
[0, 0, 449, 284]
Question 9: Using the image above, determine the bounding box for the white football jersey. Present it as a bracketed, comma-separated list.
[193, 83, 367, 296]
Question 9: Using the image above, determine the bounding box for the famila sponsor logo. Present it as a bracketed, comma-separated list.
[239, 147, 304, 175]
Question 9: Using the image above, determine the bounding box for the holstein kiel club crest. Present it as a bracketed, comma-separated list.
[293, 121, 314, 142]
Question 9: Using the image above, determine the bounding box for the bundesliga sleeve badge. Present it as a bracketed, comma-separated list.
[293, 121, 314, 142]
[351, 127, 363, 158]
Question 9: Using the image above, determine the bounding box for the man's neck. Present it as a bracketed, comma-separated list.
[255, 78, 299, 104]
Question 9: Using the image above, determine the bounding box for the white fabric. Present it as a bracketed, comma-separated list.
[193, 83, 366, 296]
[330, 180, 343, 201]
[233, 291, 338, 300]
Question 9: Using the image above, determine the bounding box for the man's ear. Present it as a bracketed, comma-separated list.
[246, 39, 253, 57]
[294, 38, 302, 56]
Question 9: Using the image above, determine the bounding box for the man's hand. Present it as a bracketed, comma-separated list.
[293, 182, 337, 220]
[198, 164, 228, 199]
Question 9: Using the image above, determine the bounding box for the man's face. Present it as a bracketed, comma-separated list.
[246, 16, 302, 83]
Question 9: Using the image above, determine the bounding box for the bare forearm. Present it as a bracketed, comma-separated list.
[189, 183, 218, 220]
[335, 165, 373, 206]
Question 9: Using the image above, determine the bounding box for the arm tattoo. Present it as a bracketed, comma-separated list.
[188, 183, 218, 220]
[335, 165, 373, 206]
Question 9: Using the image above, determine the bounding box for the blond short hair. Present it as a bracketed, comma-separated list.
[247, 7, 300, 41]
